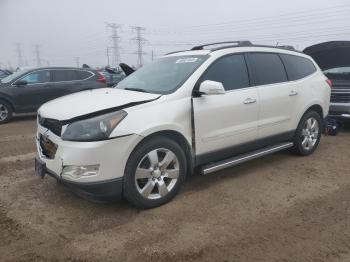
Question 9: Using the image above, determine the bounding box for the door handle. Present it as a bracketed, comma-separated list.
[289, 90, 298, 96]
[243, 98, 257, 104]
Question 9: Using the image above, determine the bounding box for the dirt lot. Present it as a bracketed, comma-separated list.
[1, 116, 350, 262]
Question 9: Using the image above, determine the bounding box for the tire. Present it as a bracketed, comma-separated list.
[292, 110, 322, 156]
[123, 136, 187, 209]
[0, 100, 13, 124]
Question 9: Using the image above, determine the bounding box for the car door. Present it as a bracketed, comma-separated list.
[11, 69, 52, 111]
[247, 52, 298, 140]
[193, 54, 259, 164]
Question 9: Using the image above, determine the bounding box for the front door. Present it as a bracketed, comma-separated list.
[193, 54, 259, 164]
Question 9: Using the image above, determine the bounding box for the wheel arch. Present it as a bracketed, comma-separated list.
[0, 96, 15, 112]
[134, 130, 194, 176]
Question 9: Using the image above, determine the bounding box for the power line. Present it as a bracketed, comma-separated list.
[106, 23, 122, 68]
[34, 44, 42, 67]
[131, 26, 147, 68]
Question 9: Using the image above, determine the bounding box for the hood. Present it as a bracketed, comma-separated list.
[303, 41, 350, 70]
[38, 88, 160, 121]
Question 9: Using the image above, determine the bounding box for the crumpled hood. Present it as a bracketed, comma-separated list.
[38, 88, 160, 121]
[303, 41, 350, 70]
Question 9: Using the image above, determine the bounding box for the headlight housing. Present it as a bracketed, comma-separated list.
[62, 110, 127, 141]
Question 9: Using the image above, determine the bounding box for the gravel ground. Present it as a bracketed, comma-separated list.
[1, 116, 350, 262]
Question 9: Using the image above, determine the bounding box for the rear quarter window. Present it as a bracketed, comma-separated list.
[76, 70, 93, 80]
[280, 54, 317, 81]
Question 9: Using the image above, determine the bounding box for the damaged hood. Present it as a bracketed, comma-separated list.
[38, 88, 160, 121]
[303, 41, 350, 70]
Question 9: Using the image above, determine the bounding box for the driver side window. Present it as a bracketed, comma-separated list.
[200, 54, 250, 91]
[20, 70, 51, 84]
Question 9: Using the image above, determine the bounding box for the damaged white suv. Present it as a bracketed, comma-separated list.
[36, 41, 331, 208]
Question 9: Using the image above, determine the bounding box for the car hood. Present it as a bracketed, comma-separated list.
[38, 88, 160, 121]
[303, 41, 350, 70]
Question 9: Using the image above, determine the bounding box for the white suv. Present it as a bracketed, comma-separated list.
[35, 41, 331, 208]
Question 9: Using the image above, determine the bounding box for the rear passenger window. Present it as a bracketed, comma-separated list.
[52, 70, 78, 82]
[76, 70, 93, 80]
[280, 54, 317, 81]
[250, 53, 287, 85]
[200, 54, 250, 91]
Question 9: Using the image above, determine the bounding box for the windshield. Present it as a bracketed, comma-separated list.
[0, 69, 30, 84]
[116, 55, 208, 94]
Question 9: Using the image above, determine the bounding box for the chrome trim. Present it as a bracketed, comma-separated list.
[202, 142, 293, 175]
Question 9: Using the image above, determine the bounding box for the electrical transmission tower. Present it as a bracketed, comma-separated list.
[131, 26, 147, 68]
[34, 44, 42, 67]
[106, 23, 122, 68]
[75, 57, 80, 67]
[14, 43, 24, 68]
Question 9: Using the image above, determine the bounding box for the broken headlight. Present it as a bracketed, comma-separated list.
[62, 110, 127, 142]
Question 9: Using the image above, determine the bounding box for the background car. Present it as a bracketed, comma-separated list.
[304, 41, 350, 121]
[0, 69, 12, 80]
[101, 68, 125, 87]
[0, 67, 106, 123]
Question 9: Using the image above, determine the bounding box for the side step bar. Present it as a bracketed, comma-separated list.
[201, 142, 294, 175]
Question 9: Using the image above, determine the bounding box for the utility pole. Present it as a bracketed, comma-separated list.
[131, 26, 147, 68]
[75, 57, 80, 67]
[151, 50, 154, 61]
[14, 43, 24, 68]
[106, 23, 122, 68]
[34, 44, 42, 67]
[106, 47, 111, 66]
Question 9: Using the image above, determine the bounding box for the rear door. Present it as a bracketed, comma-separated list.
[248, 52, 297, 139]
[193, 54, 259, 163]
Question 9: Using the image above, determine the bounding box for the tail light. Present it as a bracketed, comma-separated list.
[326, 79, 332, 88]
[97, 72, 106, 84]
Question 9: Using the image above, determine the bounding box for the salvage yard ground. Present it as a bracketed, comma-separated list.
[1, 116, 350, 262]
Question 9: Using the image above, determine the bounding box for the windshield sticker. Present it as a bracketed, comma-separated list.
[175, 58, 198, 64]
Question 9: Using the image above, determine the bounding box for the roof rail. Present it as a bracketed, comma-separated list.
[191, 41, 252, 50]
[276, 45, 296, 51]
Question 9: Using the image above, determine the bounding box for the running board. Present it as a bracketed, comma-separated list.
[201, 142, 293, 175]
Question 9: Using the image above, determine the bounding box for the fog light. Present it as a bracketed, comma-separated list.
[61, 165, 100, 180]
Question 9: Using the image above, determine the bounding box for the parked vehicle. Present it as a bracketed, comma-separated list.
[0, 69, 11, 80]
[304, 41, 350, 120]
[101, 68, 125, 87]
[0, 67, 106, 123]
[35, 41, 331, 208]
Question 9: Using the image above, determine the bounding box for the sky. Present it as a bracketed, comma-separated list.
[0, 0, 349, 69]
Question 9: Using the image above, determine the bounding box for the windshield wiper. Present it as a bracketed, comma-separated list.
[124, 87, 149, 93]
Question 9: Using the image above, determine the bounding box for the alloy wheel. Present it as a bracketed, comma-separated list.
[301, 117, 319, 151]
[135, 148, 179, 200]
[0, 104, 8, 121]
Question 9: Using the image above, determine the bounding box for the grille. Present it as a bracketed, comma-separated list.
[38, 116, 62, 137]
[39, 135, 58, 159]
[331, 89, 350, 103]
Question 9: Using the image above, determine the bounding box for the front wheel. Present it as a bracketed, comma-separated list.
[123, 136, 187, 209]
[292, 111, 322, 156]
[0, 100, 13, 124]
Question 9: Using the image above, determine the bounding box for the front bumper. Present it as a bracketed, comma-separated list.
[328, 102, 350, 120]
[37, 157, 123, 201]
[36, 124, 143, 200]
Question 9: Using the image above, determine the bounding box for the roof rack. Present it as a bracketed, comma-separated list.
[165, 41, 300, 56]
[191, 41, 252, 50]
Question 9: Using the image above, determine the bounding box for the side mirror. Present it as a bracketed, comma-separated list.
[198, 80, 225, 95]
[15, 80, 28, 87]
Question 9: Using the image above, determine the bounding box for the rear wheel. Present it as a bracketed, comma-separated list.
[123, 136, 187, 209]
[0, 100, 13, 124]
[292, 111, 322, 156]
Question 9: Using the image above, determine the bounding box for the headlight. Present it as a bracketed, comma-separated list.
[62, 110, 127, 141]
